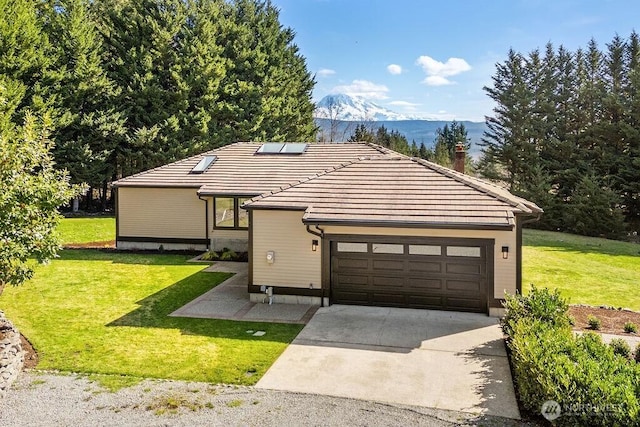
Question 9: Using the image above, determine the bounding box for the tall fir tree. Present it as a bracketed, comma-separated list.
[44, 0, 125, 208]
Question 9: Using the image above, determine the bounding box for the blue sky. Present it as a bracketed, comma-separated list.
[273, 0, 639, 121]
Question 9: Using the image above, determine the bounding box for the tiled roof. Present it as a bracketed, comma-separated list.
[112, 142, 388, 195]
[244, 157, 542, 229]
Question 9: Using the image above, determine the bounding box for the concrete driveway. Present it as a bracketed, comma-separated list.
[256, 305, 520, 419]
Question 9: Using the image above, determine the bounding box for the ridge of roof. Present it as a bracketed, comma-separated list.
[241, 142, 396, 206]
[113, 141, 384, 187]
[246, 155, 541, 216]
[409, 157, 542, 214]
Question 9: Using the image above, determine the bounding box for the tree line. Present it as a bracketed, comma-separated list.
[347, 121, 474, 172]
[479, 33, 640, 238]
[1, 0, 316, 209]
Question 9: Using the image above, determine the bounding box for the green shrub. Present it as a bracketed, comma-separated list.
[635, 344, 640, 363]
[609, 338, 632, 359]
[200, 251, 219, 261]
[504, 287, 640, 425]
[624, 322, 638, 334]
[501, 285, 570, 338]
[588, 315, 602, 330]
[220, 249, 237, 261]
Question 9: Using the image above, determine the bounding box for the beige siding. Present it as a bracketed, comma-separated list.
[211, 228, 249, 252]
[322, 225, 517, 299]
[253, 210, 321, 289]
[212, 229, 249, 240]
[118, 187, 206, 239]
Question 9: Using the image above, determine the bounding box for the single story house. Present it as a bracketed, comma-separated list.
[113, 142, 542, 316]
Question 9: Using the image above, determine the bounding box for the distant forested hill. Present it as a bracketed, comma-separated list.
[314, 119, 487, 157]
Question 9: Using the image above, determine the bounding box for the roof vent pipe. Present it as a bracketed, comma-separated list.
[454, 143, 465, 174]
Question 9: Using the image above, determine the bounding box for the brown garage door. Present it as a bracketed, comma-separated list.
[330, 238, 489, 313]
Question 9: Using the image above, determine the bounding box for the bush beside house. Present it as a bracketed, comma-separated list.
[502, 287, 640, 425]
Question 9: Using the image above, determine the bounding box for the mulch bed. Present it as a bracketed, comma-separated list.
[569, 305, 640, 336]
[21, 334, 38, 369]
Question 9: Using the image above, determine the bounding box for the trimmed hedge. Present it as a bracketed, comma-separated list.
[503, 288, 640, 426]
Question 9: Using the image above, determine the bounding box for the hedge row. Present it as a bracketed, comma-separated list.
[502, 287, 640, 426]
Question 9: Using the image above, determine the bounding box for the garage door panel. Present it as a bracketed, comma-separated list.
[371, 292, 405, 305]
[446, 279, 482, 292]
[332, 290, 369, 304]
[407, 278, 442, 290]
[335, 258, 369, 270]
[372, 259, 404, 271]
[407, 295, 446, 309]
[331, 239, 489, 313]
[372, 275, 404, 288]
[446, 297, 484, 312]
[407, 260, 442, 273]
[446, 262, 482, 275]
[335, 274, 369, 286]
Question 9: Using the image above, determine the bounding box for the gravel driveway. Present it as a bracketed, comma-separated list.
[0, 372, 538, 426]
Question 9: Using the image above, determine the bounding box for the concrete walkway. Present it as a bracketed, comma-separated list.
[170, 261, 317, 324]
[257, 305, 521, 420]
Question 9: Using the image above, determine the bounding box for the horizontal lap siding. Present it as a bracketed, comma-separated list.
[118, 187, 205, 239]
[323, 225, 516, 300]
[253, 210, 321, 289]
[212, 229, 248, 240]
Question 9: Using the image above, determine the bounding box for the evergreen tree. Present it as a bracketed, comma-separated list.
[563, 174, 625, 239]
[347, 123, 375, 142]
[216, 0, 316, 144]
[45, 0, 124, 208]
[621, 32, 640, 226]
[418, 142, 429, 159]
[431, 121, 472, 170]
[0, 0, 58, 121]
[481, 35, 636, 237]
[479, 49, 538, 190]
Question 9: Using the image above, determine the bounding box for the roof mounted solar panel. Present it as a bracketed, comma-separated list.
[256, 143, 285, 154]
[255, 142, 308, 155]
[280, 143, 308, 154]
[190, 155, 217, 173]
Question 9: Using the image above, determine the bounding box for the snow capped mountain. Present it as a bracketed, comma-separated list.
[314, 94, 425, 121]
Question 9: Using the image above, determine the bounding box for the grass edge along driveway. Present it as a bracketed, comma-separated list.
[0, 250, 303, 388]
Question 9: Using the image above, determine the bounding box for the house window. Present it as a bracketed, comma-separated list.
[214, 197, 250, 229]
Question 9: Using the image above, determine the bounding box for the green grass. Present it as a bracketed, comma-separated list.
[57, 217, 116, 244]
[1, 250, 303, 387]
[523, 229, 640, 310]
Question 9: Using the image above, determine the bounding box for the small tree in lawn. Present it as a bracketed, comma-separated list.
[0, 101, 83, 295]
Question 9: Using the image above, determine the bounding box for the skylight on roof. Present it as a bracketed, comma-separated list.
[190, 155, 217, 174]
[255, 143, 308, 155]
[256, 143, 285, 154]
[280, 143, 308, 154]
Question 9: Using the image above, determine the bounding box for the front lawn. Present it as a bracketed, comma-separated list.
[0, 250, 302, 386]
[57, 216, 116, 245]
[523, 229, 640, 310]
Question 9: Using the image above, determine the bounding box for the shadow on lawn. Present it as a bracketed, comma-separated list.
[107, 271, 302, 342]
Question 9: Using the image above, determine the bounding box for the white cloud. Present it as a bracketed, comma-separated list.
[423, 76, 452, 86]
[416, 55, 471, 86]
[317, 68, 336, 77]
[331, 80, 389, 100]
[387, 64, 402, 75]
[389, 100, 420, 107]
